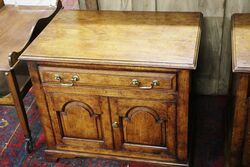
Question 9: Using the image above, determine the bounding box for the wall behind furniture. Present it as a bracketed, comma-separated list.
[3, 0, 80, 9]
[4, 0, 250, 95]
[4, 0, 56, 6]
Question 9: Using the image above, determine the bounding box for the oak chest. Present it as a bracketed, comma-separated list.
[229, 14, 250, 167]
[20, 11, 202, 166]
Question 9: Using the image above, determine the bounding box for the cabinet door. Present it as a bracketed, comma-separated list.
[46, 93, 113, 150]
[110, 98, 177, 157]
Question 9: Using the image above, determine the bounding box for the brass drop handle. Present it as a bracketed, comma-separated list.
[131, 79, 160, 90]
[54, 74, 61, 81]
[132, 79, 140, 86]
[112, 122, 119, 128]
[71, 75, 80, 82]
[54, 74, 79, 87]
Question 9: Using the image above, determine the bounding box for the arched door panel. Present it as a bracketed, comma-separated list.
[46, 93, 113, 150]
[110, 98, 176, 157]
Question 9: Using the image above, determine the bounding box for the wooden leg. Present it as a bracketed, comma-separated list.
[5, 70, 33, 153]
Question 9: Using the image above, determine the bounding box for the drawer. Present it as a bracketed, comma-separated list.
[39, 66, 176, 91]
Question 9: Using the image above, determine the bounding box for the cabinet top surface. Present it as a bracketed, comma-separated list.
[0, 5, 55, 71]
[21, 10, 202, 70]
[232, 14, 250, 73]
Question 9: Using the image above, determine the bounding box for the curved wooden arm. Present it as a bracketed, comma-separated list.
[8, 0, 63, 67]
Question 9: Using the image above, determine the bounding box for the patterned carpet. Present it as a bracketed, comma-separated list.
[0, 90, 225, 167]
[0, 92, 34, 156]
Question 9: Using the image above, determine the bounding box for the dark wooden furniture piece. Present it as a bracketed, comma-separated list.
[229, 14, 250, 167]
[0, 0, 62, 152]
[20, 11, 202, 166]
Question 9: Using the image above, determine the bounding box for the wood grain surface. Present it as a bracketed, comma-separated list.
[230, 74, 249, 167]
[232, 14, 250, 72]
[21, 11, 201, 70]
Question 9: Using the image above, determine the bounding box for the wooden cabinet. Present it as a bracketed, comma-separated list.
[41, 67, 180, 159]
[229, 14, 250, 167]
[20, 11, 201, 166]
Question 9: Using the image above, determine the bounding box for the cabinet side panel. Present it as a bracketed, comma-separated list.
[177, 70, 190, 161]
[27, 62, 56, 147]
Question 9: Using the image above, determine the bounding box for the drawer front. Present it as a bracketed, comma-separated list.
[39, 66, 176, 91]
[44, 85, 177, 101]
